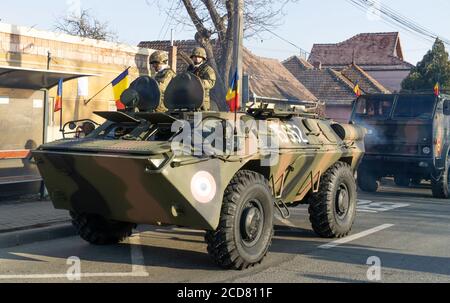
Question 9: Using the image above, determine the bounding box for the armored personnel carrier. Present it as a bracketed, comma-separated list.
[33, 73, 366, 270]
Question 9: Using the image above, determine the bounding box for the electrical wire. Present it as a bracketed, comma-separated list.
[346, 0, 450, 46]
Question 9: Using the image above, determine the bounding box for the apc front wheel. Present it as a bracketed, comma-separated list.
[205, 171, 274, 270]
[70, 212, 135, 245]
[308, 162, 357, 238]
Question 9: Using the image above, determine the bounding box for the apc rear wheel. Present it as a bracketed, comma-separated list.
[205, 170, 274, 270]
[308, 162, 357, 238]
[70, 212, 135, 245]
[357, 169, 379, 192]
[431, 160, 450, 199]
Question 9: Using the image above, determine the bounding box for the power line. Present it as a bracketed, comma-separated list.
[346, 0, 434, 44]
[258, 25, 310, 58]
[346, 0, 450, 46]
[157, 0, 176, 40]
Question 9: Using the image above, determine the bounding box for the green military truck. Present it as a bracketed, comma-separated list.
[350, 92, 450, 198]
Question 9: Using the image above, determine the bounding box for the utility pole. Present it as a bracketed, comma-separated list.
[232, 0, 244, 110]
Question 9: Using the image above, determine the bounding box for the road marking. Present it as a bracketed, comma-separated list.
[128, 232, 148, 275]
[0, 232, 149, 280]
[0, 272, 149, 280]
[357, 200, 410, 213]
[319, 224, 395, 249]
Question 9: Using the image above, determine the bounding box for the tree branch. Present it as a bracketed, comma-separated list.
[181, 0, 211, 39]
[200, 0, 226, 42]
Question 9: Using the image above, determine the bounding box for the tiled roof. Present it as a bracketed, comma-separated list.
[341, 63, 390, 94]
[308, 32, 414, 69]
[139, 39, 318, 102]
[282, 56, 314, 73]
[290, 68, 356, 105]
[283, 51, 391, 105]
[243, 49, 317, 101]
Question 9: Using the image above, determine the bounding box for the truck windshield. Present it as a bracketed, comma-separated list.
[392, 95, 436, 119]
[353, 96, 395, 120]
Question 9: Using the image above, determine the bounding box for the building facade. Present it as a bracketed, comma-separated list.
[0, 23, 154, 194]
[308, 32, 413, 92]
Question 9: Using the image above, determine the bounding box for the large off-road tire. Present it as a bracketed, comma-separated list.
[70, 212, 135, 245]
[357, 168, 379, 193]
[308, 162, 357, 238]
[394, 175, 411, 187]
[431, 159, 450, 199]
[205, 170, 274, 270]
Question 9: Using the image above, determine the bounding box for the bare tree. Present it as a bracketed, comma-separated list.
[153, 0, 298, 110]
[54, 9, 118, 42]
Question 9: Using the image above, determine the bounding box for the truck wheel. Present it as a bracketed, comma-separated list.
[431, 161, 450, 199]
[308, 162, 357, 238]
[205, 170, 274, 270]
[70, 212, 135, 245]
[394, 175, 411, 187]
[357, 169, 379, 192]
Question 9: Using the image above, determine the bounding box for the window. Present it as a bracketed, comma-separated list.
[393, 95, 436, 120]
[353, 96, 395, 120]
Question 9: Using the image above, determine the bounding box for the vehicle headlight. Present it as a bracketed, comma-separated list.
[190, 171, 217, 204]
[422, 147, 431, 155]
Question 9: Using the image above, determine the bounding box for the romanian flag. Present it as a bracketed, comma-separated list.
[434, 82, 440, 96]
[112, 69, 130, 110]
[54, 79, 63, 112]
[226, 70, 240, 112]
[354, 83, 362, 97]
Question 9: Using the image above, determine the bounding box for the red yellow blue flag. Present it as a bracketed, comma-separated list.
[354, 83, 362, 97]
[226, 70, 240, 112]
[434, 82, 440, 96]
[54, 78, 63, 112]
[112, 69, 130, 110]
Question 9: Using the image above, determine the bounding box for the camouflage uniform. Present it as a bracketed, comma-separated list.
[187, 47, 216, 111]
[150, 51, 176, 112]
[154, 68, 176, 112]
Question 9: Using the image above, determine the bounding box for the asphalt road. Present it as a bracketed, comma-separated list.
[0, 182, 449, 283]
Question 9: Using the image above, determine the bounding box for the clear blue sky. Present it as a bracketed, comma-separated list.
[1, 0, 449, 65]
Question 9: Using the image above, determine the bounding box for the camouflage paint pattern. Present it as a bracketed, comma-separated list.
[33, 110, 366, 231]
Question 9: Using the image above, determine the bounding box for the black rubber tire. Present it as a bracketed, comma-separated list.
[205, 170, 274, 270]
[70, 212, 135, 245]
[308, 162, 357, 238]
[357, 168, 379, 193]
[431, 159, 450, 199]
[394, 175, 411, 187]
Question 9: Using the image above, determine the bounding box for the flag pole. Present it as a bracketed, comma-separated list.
[59, 90, 63, 131]
[232, 0, 244, 135]
[84, 66, 131, 105]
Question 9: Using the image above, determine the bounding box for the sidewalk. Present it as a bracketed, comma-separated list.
[0, 197, 70, 233]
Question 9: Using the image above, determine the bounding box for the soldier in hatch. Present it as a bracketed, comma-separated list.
[187, 47, 216, 111]
[150, 50, 176, 112]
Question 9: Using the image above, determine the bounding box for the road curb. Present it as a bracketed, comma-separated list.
[0, 223, 76, 249]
